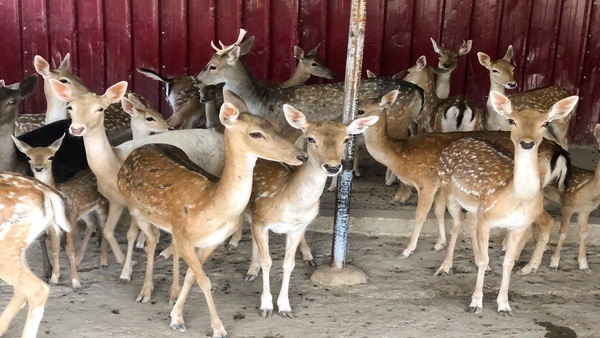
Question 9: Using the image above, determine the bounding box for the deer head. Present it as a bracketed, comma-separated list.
[121, 94, 172, 138]
[0, 75, 38, 126]
[430, 38, 472, 72]
[293, 45, 335, 80]
[11, 134, 64, 175]
[477, 45, 517, 89]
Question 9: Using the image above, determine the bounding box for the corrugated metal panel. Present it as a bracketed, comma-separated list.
[1, 0, 598, 144]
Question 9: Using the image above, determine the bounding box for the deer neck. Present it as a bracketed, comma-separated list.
[281, 65, 310, 87]
[222, 60, 271, 117]
[0, 124, 23, 173]
[512, 146, 541, 200]
[81, 123, 122, 176]
[33, 170, 56, 189]
[280, 157, 328, 207]
[43, 84, 68, 124]
[213, 132, 258, 218]
[362, 109, 405, 165]
[435, 71, 452, 99]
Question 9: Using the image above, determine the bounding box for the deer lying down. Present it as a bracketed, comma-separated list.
[357, 89, 571, 261]
[0, 171, 71, 338]
[544, 124, 600, 272]
[12, 135, 108, 291]
[437, 91, 578, 315]
[117, 94, 307, 336]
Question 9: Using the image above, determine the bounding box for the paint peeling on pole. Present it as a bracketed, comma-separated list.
[331, 0, 367, 270]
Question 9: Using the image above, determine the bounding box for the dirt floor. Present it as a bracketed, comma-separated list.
[1, 146, 599, 338]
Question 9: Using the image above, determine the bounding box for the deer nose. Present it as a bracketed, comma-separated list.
[323, 164, 342, 174]
[519, 141, 535, 150]
[34, 167, 44, 173]
[507, 82, 517, 89]
[443, 62, 451, 68]
[297, 154, 308, 163]
[167, 127, 175, 131]
[70, 126, 85, 136]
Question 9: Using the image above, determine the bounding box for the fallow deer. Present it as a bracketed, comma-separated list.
[436, 91, 578, 315]
[356, 90, 571, 259]
[116, 93, 307, 336]
[0, 171, 71, 338]
[243, 105, 377, 318]
[430, 38, 472, 99]
[478, 45, 575, 149]
[195, 29, 424, 141]
[11, 135, 108, 290]
[120, 94, 173, 139]
[544, 124, 600, 272]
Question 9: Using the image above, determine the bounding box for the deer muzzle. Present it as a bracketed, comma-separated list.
[70, 126, 85, 136]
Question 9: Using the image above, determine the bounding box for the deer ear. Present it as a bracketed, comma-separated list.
[220, 102, 240, 127]
[307, 44, 320, 57]
[239, 36, 255, 56]
[34, 55, 51, 77]
[49, 78, 72, 101]
[48, 134, 65, 153]
[102, 81, 128, 104]
[379, 90, 399, 108]
[503, 45, 514, 61]
[0, 80, 4, 87]
[19, 75, 38, 98]
[347, 116, 379, 135]
[222, 90, 249, 113]
[459, 40, 473, 55]
[121, 96, 135, 116]
[477, 52, 491, 68]
[547, 96, 578, 122]
[416, 56, 427, 70]
[490, 90, 513, 118]
[11, 135, 31, 155]
[59, 53, 71, 70]
[293, 46, 304, 59]
[430, 38, 441, 54]
[366, 70, 376, 78]
[227, 46, 241, 64]
[283, 104, 308, 131]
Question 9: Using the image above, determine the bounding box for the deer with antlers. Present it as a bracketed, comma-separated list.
[437, 91, 577, 315]
[117, 91, 307, 336]
[430, 38, 472, 99]
[11, 135, 107, 290]
[478, 45, 575, 149]
[242, 104, 377, 318]
[544, 124, 600, 272]
[356, 89, 571, 261]
[0, 171, 71, 338]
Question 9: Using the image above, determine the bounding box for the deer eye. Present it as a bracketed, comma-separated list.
[66, 105, 72, 110]
[542, 121, 550, 128]
[307, 137, 316, 144]
[311, 63, 318, 67]
[97, 107, 104, 112]
[59, 79, 69, 84]
[8, 100, 16, 106]
[343, 138, 349, 144]
[26, 156, 31, 161]
[508, 119, 516, 126]
[249, 132, 262, 138]
[48, 156, 54, 161]
[357, 110, 365, 115]
[492, 69, 499, 74]
[146, 117, 155, 122]
[209, 65, 216, 70]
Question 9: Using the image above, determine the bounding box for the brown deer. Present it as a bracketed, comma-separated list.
[478, 45, 575, 149]
[544, 124, 600, 272]
[116, 92, 307, 336]
[436, 91, 578, 315]
[0, 171, 71, 338]
[196, 29, 424, 141]
[11, 135, 108, 290]
[243, 105, 377, 318]
[430, 38, 472, 99]
[356, 89, 571, 259]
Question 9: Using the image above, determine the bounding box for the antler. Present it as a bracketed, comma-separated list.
[211, 29, 248, 56]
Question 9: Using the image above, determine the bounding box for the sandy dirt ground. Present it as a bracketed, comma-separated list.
[1, 146, 598, 338]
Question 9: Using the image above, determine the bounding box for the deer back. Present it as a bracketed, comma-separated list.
[432, 96, 485, 132]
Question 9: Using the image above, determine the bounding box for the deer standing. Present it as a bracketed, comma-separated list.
[0, 171, 71, 338]
[478, 45, 575, 149]
[11, 135, 108, 290]
[544, 124, 600, 272]
[117, 94, 307, 336]
[242, 105, 377, 318]
[357, 89, 571, 260]
[430, 38, 472, 99]
[437, 91, 577, 315]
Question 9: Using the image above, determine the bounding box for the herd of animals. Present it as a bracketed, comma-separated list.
[0, 28, 597, 338]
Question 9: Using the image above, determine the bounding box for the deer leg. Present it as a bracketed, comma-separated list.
[327, 175, 338, 192]
[577, 212, 590, 272]
[65, 228, 81, 291]
[520, 211, 553, 275]
[549, 208, 572, 270]
[170, 243, 225, 337]
[38, 234, 52, 280]
[132, 215, 156, 303]
[353, 145, 362, 177]
[399, 186, 437, 258]
[469, 221, 490, 314]
[102, 203, 126, 265]
[433, 190, 447, 251]
[134, 231, 146, 252]
[245, 230, 261, 282]
[169, 242, 181, 306]
[497, 226, 530, 315]
[118, 215, 140, 284]
[299, 234, 316, 266]
[254, 225, 274, 317]
[393, 181, 413, 203]
[435, 196, 462, 276]
[75, 214, 96, 266]
[227, 226, 243, 251]
[0, 287, 26, 336]
[277, 227, 307, 318]
[156, 244, 173, 262]
[48, 227, 61, 284]
[385, 168, 396, 186]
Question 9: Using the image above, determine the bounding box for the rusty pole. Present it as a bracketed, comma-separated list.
[331, 0, 367, 270]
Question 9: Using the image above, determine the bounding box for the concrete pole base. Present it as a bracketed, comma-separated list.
[310, 264, 368, 286]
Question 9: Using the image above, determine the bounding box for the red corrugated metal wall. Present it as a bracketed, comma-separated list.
[1, 0, 598, 143]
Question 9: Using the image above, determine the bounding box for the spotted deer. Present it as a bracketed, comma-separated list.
[430, 38, 472, 99]
[436, 91, 578, 315]
[116, 93, 307, 336]
[544, 124, 600, 272]
[0, 171, 71, 338]
[11, 135, 108, 290]
[241, 105, 377, 318]
[357, 89, 571, 259]
[478, 45, 575, 148]
[196, 29, 424, 141]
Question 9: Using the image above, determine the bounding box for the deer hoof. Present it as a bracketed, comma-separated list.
[469, 306, 482, 314]
[134, 246, 145, 253]
[498, 309, 513, 317]
[136, 294, 151, 303]
[279, 310, 294, 319]
[226, 243, 238, 251]
[433, 267, 451, 277]
[118, 277, 130, 284]
[154, 254, 167, 263]
[245, 274, 257, 282]
[170, 323, 187, 332]
[304, 259, 317, 267]
[261, 309, 273, 318]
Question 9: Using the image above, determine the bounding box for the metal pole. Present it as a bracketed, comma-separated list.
[331, 0, 367, 270]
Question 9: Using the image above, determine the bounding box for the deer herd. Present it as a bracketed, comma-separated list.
[0, 27, 596, 337]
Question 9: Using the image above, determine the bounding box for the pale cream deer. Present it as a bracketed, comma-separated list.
[243, 105, 377, 318]
[544, 124, 600, 272]
[478, 45, 575, 148]
[117, 95, 307, 336]
[0, 171, 71, 338]
[356, 90, 571, 259]
[11, 135, 108, 290]
[430, 38, 472, 99]
[437, 91, 577, 315]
